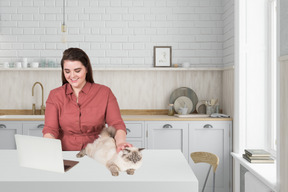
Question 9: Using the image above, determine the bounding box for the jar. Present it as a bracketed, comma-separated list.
[168, 104, 175, 116]
[206, 105, 215, 115]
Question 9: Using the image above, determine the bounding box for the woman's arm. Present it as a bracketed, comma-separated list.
[42, 90, 60, 139]
[105, 89, 132, 152]
[114, 129, 133, 153]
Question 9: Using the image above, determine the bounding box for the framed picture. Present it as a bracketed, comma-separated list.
[154, 46, 172, 67]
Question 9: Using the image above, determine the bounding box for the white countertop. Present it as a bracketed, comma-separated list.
[0, 150, 198, 192]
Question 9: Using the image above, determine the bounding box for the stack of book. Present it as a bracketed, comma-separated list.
[243, 149, 274, 164]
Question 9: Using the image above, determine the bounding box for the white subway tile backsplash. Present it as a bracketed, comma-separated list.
[0, 0, 235, 68]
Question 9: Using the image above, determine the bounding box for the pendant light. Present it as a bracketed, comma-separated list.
[61, 0, 67, 43]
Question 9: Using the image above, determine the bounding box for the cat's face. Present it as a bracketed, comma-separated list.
[120, 147, 144, 163]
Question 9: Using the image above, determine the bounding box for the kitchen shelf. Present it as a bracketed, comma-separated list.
[0, 66, 233, 71]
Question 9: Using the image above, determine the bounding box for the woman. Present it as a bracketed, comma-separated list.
[43, 48, 132, 152]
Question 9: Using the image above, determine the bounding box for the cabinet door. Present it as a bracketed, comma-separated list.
[147, 122, 189, 160]
[189, 121, 232, 192]
[22, 121, 45, 137]
[125, 121, 145, 148]
[0, 122, 22, 149]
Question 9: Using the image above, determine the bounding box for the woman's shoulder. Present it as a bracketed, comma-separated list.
[91, 83, 111, 92]
[48, 84, 68, 97]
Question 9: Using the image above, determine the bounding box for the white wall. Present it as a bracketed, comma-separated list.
[279, 56, 288, 192]
[280, 0, 288, 56]
[0, 0, 225, 68]
[279, 1, 288, 192]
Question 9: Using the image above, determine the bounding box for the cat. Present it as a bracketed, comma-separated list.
[76, 126, 144, 176]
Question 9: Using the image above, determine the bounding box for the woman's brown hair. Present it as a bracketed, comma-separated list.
[60, 48, 94, 85]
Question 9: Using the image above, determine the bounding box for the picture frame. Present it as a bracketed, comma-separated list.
[154, 46, 172, 67]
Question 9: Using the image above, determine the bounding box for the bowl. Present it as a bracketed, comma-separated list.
[31, 62, 39, 68]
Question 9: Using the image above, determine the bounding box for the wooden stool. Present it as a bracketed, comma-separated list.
[190, 152, 219, 192]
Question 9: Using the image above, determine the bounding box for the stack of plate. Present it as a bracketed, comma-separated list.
[169, 87, 198, 114]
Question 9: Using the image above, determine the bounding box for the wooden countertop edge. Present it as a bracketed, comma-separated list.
[0, 109, 232, 121]
[0, 117, 232, 121]
[0, 109, 169, 116]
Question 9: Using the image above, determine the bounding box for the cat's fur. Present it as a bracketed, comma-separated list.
[76, 126, 144, 176]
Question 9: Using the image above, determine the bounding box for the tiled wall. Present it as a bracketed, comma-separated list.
[223, 0, 234, 67]
[0, 0, 235, 114]
[0, 0, 225, 68]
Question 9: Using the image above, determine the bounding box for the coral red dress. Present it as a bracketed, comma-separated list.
[43, 82, 126, 151]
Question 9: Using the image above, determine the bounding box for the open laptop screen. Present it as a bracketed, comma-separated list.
[15, 134, 78, 173]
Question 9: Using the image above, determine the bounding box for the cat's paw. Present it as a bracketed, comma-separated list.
[76, 153, 83, 158]
[111, 171, 119, 176]
[76, 149, 86, 158]
[126, 169, 135, 175]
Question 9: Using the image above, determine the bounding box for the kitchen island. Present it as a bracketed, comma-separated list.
[0, 149, 198, 192]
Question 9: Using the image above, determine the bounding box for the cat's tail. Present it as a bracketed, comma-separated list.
[100, 126, 116, 138]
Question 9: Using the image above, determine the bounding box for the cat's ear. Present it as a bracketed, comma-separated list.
[138, 148, 145, 151]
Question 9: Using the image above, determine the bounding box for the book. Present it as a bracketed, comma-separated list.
[242, 154, 274, 164]
[244, 155, 272, 160]
[244, 149, 271, 157]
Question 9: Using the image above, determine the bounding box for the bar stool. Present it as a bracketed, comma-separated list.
[190, 152, 219, 192]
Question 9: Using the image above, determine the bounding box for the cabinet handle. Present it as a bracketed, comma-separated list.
[126, 128, 131, 133]
[203, 124, 213, 128]
[163, 124, 173, 128]
[0, 124, 6, 129]
[37, 124, 45, 129]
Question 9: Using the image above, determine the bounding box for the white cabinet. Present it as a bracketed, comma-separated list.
[146, 121, 189, 160]
[189, 121, 232, 192]
[0, 117, 232, 192]
[125, 121, 145, 148]
[22, 121, 45, 137]
[0, 121, 44, 149]
[0, 122, 22, 149]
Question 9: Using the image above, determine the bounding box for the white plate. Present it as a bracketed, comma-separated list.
[174, 96, 193, 114]
[169, 87, 198, 113]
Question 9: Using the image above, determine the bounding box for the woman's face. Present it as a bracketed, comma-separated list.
[63, 60, 87, 90]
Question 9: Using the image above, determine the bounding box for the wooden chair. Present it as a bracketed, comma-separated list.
[190, 152, 219, 192]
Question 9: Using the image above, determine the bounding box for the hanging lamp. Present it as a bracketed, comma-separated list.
[61, 0, 67, 43]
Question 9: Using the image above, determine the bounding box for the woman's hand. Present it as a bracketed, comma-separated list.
[114, 129, 133, 153]
[116, 142, 133, 153]
[43, 133, 55, 139]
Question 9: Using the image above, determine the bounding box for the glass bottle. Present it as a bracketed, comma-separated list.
[168, 104, 175, 116]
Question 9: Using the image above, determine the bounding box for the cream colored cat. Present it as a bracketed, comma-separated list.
[76, 126, 144, 176]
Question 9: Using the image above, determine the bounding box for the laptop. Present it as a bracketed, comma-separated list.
[15, 134, 79, 173]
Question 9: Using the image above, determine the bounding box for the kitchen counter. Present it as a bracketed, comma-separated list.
[0, 150, 198, 192]
[0, 114, 232, 121]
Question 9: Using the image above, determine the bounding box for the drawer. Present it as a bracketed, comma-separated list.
[22, 122, 45, 137]
[147, 122, 189, 129]
[190, 121, 231, 130]
[22, 122, 45, 130]
[125, 122, 143, 138]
